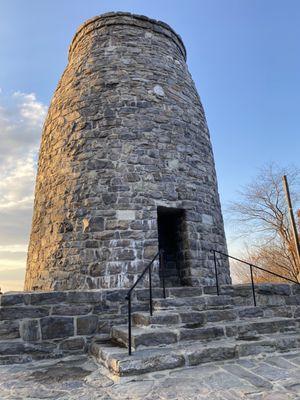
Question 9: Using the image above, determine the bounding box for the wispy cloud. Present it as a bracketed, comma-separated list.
[0, 91, 47, 292]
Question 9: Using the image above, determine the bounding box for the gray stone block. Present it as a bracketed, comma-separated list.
[112, 326, 178, 348]
[0, 320, 20, 339]
[286, 296, 300, 305]
[132, 312, 179, 326]
[0, 293, 30, 307]
[0, 307, 49, 321]
[29, 291, 68, 305]
[237, 339, 276, 357]
[180, 326, 224, 341]
[59, 337, 86, 351]
[51, 304, 92, 316]
[77, 315, 98, 335]
[238, 307, 264, 319]
[294, 306, 300, 318]
[0, 341, 26, 355]
[178, 311, 206, 325]
[205, 309, 237, 323]
[117, 352, 185, 375]
[135, 288, 165, 301]
[291, 284, 300, 295]
[275, 334, 300, 351]
[66, 291, 102, 304]
[256, 284, 291, 296]
[40, 317, 74, 339]
[187, 344, 236, 366]
[20, 320, 40, 342]
[167, 287, 203, 298]
[105, 289, 128, 302]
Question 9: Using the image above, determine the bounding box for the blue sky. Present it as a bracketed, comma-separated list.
[0, 0, 299, 290]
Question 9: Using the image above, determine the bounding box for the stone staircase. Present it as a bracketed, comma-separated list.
[90, 286, 300, 376]
[0, 284, 299, 372]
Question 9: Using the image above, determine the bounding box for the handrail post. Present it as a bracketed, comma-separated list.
[149, 264, 153, 316]
[213, 250, 220, 296]
[160, 249, 166, 299]
[250, 265, 257, 307]
[127, 294, 132, 355]
[125, 249, 164, 355]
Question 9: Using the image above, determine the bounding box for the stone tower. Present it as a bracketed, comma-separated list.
[25, 12, 231, 291]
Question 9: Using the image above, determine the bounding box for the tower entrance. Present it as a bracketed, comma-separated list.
[157, 206, 186, 287]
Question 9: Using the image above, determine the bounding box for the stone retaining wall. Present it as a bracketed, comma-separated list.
[0, 288, 150, 355]
[204, 283, 300, 307]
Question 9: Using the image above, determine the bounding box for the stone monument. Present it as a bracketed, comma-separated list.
[24, 12, 231, 291]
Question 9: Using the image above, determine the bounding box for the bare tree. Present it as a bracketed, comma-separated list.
[228, 164, 300, 283]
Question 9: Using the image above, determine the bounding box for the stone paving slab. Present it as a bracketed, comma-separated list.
[0, 351, 300, 399]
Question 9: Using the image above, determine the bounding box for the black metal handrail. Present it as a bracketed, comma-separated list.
[211, 249, 300, 306]
[125, 249, 166, 355]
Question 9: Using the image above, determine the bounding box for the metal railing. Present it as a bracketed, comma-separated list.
[211, 249, 300, 306]
[125, 249, 166, 355]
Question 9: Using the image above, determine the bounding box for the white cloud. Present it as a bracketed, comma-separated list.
[0, 91, 47, 292]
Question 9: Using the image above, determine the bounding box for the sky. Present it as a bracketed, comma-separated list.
[0, 0, 299, 292]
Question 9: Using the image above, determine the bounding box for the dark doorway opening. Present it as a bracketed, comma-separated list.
[157, 206, 186, 287]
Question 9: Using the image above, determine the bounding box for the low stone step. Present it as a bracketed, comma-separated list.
[111, 326, 180, 349]
[166, 287, 203, 298]
[0, 339, 63, 365]
[111, 316, 299, 350]
[223, 317, 300, 339]
[0, 352, 63, 365]
[153, 294, 234, 311]
[91, 331, 300, 376]
[132, 308, 237, 327]
[134, 286, 201, 302]
[132, 305, 297, 327]
[134, 286, 215, 302]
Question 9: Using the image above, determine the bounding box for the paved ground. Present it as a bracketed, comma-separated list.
[0, 351, 300, 399]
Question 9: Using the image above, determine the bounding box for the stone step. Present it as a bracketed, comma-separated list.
[91, 331, 300, 376]
[111, 316, 299, 350]
[133, 286, 203, 302]
[132, 308, 237, 327]
[223, 317, 300, 340]
[166, 287, 204, 298]
[0, 339, 63, 365]
[0, 352, 63, 365]
[153, 294, 234, 311]
[132, 305, 298, 327]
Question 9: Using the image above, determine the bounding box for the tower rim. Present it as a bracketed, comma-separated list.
[68, 11, 187, 61]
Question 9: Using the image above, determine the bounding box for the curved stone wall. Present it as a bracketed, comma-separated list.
[25, 12, 230, 290]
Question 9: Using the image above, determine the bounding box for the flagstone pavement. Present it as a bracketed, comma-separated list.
[0, 350, 300, 399]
